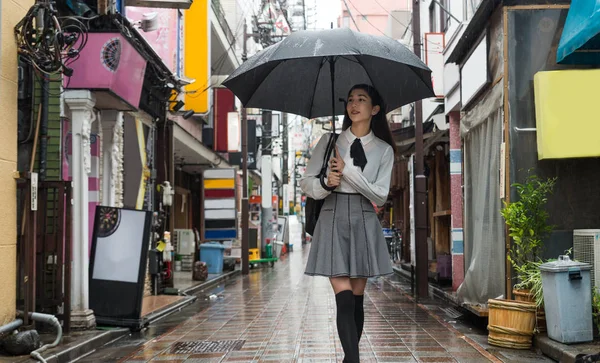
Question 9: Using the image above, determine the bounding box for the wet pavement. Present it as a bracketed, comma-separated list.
[77, 244, 554, 363]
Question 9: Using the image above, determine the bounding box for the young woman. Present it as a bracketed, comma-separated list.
[300, 84, 396, 362]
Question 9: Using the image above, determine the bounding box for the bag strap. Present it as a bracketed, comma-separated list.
[318, 133, 339, 192]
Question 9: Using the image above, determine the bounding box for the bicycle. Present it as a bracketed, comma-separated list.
[383, 225, 402, 263]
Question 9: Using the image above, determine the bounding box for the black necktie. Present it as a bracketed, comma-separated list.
[350, 138, 367, 171]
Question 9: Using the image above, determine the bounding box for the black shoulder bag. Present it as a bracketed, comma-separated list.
[305, 133, 339, 236]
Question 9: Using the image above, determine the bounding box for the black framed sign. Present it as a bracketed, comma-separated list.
[89, 206, 152, 328]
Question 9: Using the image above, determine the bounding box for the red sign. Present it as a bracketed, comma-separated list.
[213, 88, 235, 152]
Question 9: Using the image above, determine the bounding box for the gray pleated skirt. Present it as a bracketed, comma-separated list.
[305, 192, 393, 278]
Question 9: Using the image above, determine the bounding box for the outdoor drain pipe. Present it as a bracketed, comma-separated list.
[0, 319, 24, 335]
[17, 311, 63, 363]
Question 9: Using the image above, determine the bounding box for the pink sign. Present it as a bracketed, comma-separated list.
[126, 7, 178, 72]
[66, 33, 147, 109]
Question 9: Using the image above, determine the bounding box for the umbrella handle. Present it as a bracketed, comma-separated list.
[319, 131, 338, 192]
[319, 175, 337, 192]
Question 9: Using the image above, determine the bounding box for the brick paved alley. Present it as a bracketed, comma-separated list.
[78, 245, 551, 363]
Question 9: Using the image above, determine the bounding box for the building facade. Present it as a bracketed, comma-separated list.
[0, 0, 35, 327]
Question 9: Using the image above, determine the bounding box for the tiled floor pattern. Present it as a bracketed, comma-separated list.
[117, 246, 498, 363]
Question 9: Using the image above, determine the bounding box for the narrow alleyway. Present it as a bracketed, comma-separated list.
[77, 245, 552, 363]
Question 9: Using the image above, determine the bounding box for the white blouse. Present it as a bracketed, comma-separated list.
[300, 128, 394, 206]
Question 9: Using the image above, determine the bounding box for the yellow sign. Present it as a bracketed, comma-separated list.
[534, 69, 600, 159]
[184, 0, 210, 114]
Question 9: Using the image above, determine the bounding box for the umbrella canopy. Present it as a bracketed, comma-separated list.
[223, 27, 435, 119]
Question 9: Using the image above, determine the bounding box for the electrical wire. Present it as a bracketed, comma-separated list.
[206, 0, 296, 93]
[184, 4, 256, 98]
[14, 1, 89, 77]
[372, 0, 412, 32]
[345, 0, 442, 52]
[341, 0, 360, 31]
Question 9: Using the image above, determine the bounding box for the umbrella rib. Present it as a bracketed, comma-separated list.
[307, 57, 328, 119]
[357, 56, 435, 107]
[402, 62, 435, 97]
[355, 57, 378, 91]
[245, 60, 287, 108]
[339, 55, 360, 64]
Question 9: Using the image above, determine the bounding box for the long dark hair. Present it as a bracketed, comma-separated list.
[342, 84, 397, 154]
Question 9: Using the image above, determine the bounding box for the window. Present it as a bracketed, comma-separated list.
[429, 3, 436, 32]
[343, 16, 349, 28]
[438, 0, 450, 32]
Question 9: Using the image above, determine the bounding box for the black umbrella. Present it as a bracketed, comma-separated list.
[223, 27, 435, 127]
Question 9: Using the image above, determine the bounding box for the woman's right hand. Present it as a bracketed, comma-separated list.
[327, 171, 342, 188]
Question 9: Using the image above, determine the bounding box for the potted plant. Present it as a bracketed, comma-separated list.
[488, 174, 556, 348]
[513, 260, 546, 332]
[501, 174, 556, 295]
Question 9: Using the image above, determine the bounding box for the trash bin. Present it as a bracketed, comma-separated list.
[274, 241, 284, 258]
[199, 242, 225, 274]
[540, 255, 593, 344]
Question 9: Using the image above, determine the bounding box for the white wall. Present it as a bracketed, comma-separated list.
[220, 0, 250, 61]
[443, 0, 483, 113]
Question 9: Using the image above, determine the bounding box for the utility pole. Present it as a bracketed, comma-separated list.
[301, 0, 307, 30]
[241, 23, 250, 275]
[412, 0, 428, 299]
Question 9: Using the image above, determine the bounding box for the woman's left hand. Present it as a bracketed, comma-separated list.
[329, 146, 345, 172]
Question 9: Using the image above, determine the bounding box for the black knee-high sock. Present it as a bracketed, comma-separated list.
[354, 294, 364, 342]
[335, 290, 359, 363]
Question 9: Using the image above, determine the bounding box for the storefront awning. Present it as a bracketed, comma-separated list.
[173, 123, 231, 171]
[557, 0, 600, 64]
[392, 121, 437, 156]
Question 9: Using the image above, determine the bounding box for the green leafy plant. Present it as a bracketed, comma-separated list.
[593, 287, 600, 334]
[501, 173, 557, 290]
[515, 260, 544, 306]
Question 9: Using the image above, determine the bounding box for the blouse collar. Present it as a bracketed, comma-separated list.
[343, 128, 375, 146]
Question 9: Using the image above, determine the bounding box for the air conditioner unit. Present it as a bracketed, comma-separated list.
[573, 229, 600, 288]
[175, 229, 195, 255]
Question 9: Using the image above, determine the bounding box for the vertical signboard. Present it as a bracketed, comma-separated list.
[184, 0, 210, 114]
[282, 184, 289, 215]
[425, 33, 445, 97]
[203, 169, 238, 240]
[227, 112, 240, 152]
[261, 156, 272, 208]
[31, 172, 38, 211]
[214, 88, 235, 151]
